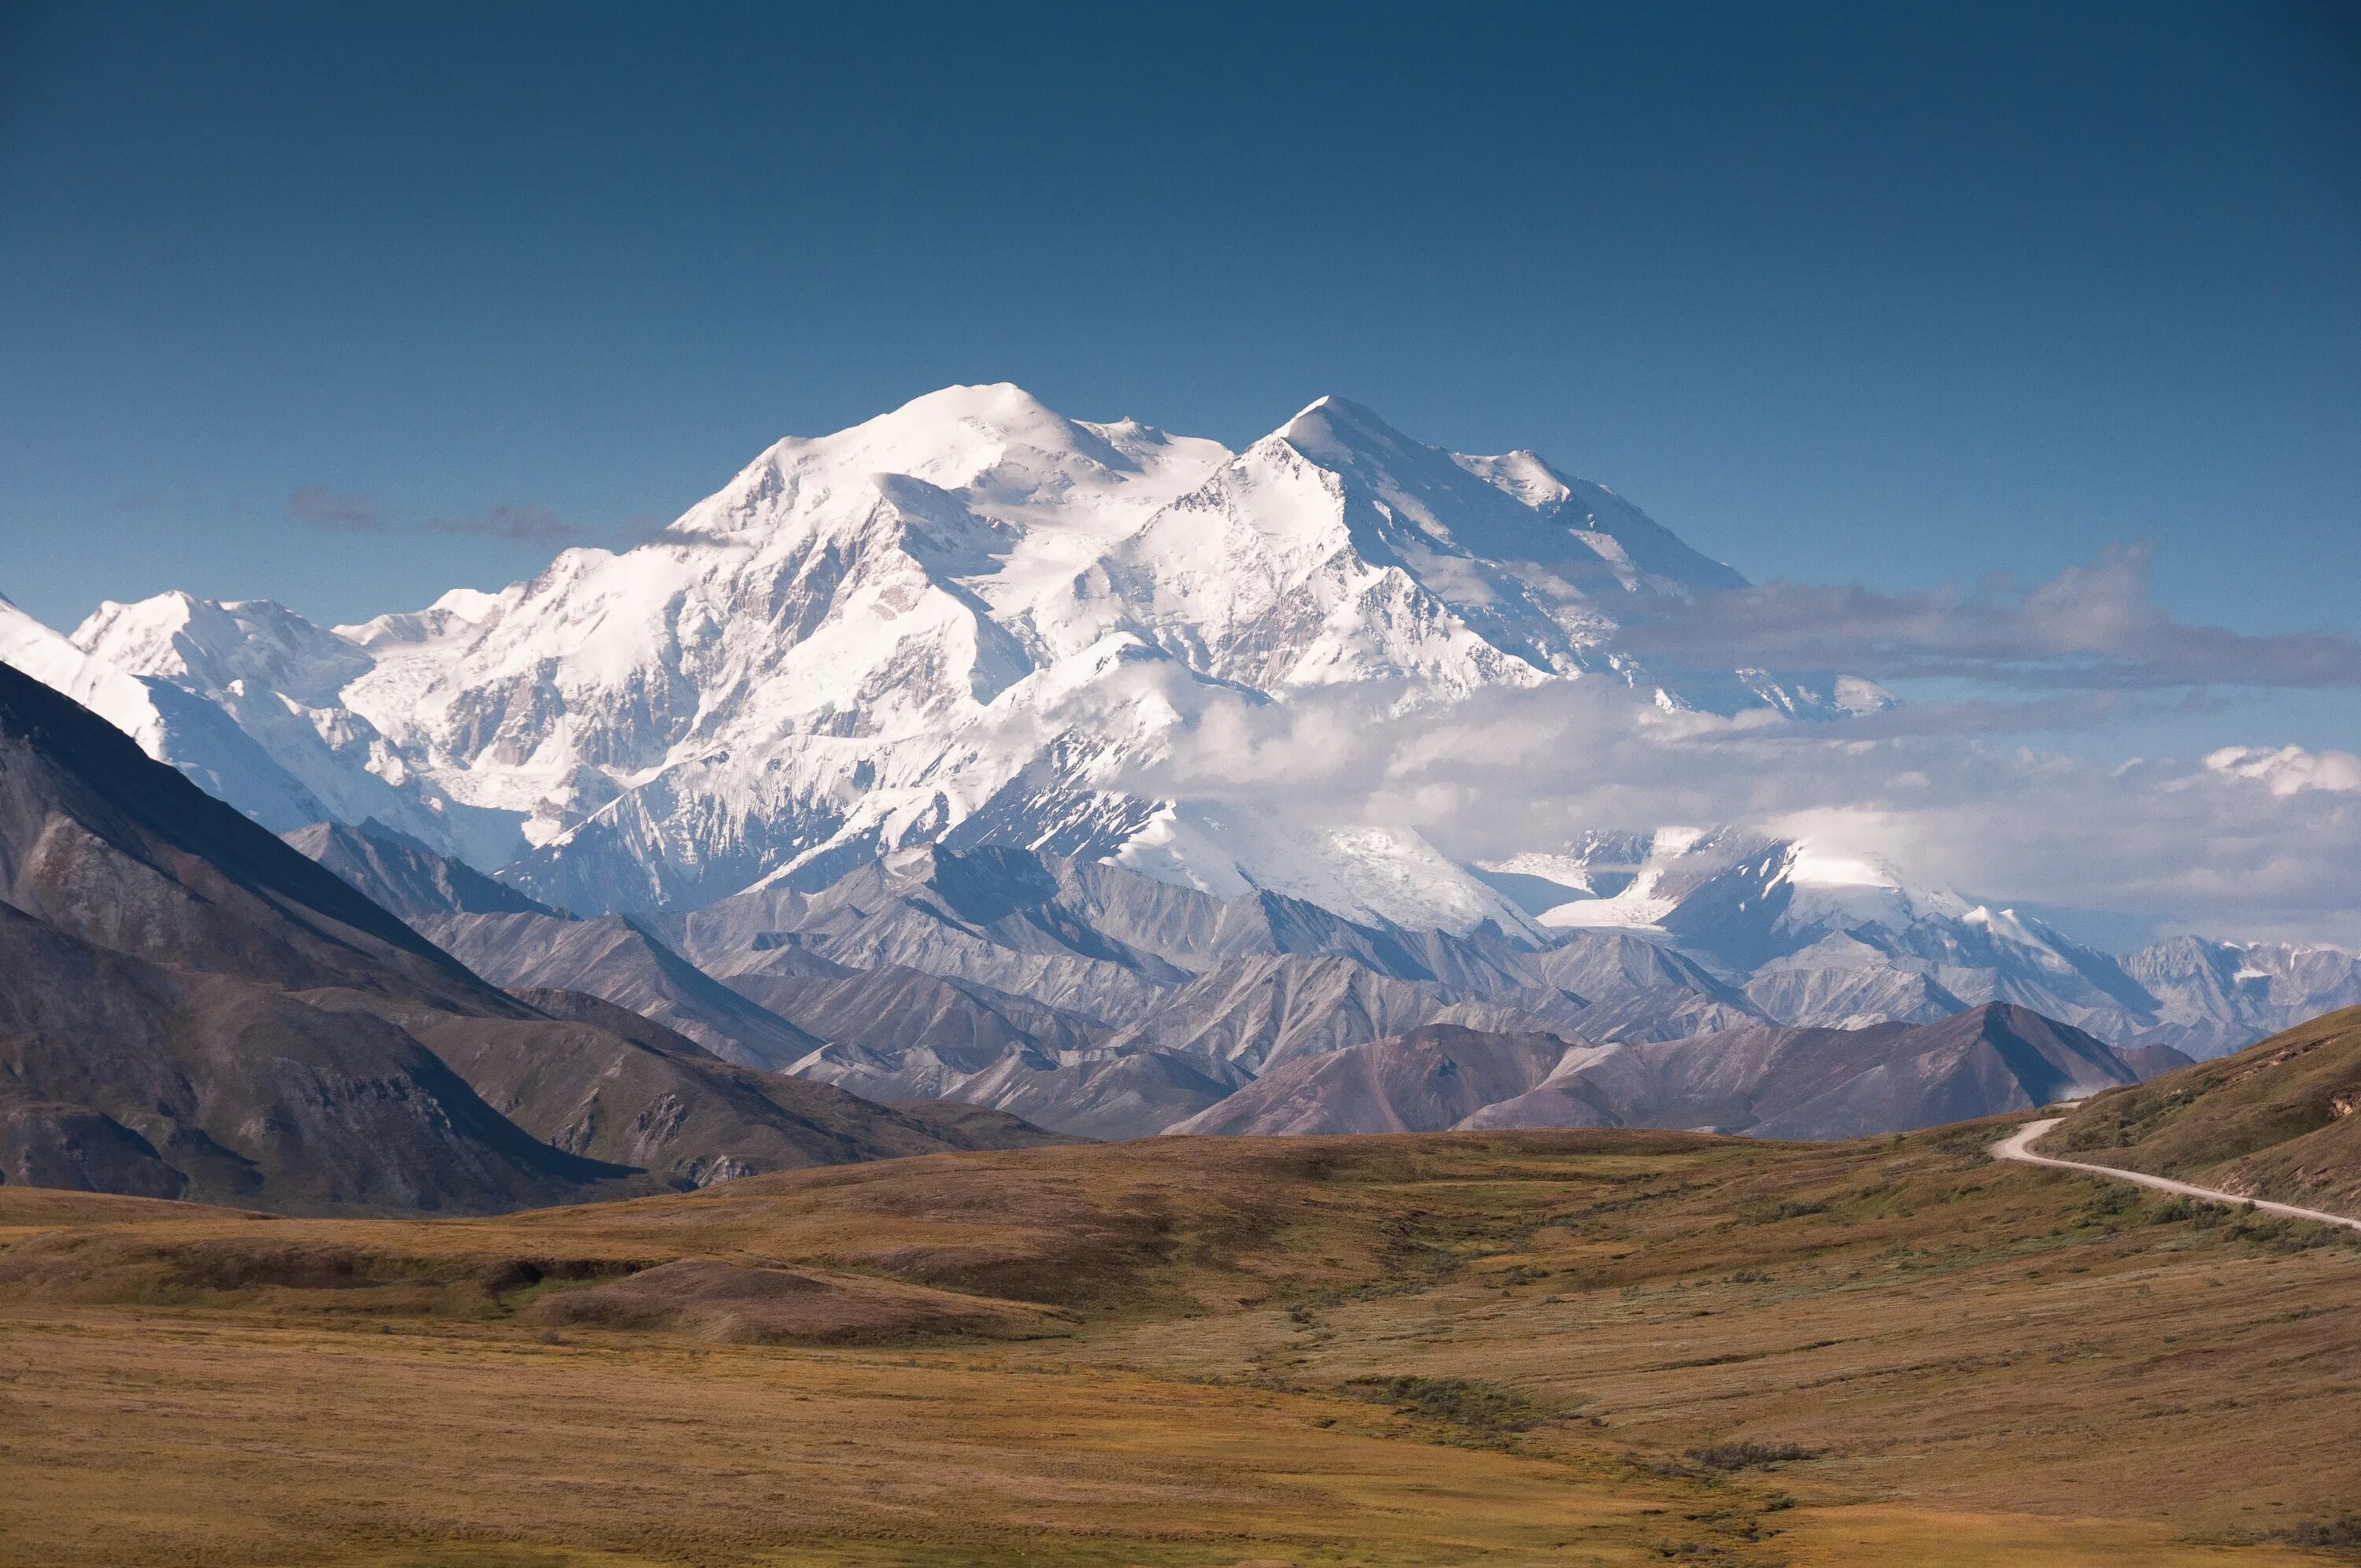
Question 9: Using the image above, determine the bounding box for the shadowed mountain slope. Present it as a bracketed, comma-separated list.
[283, 819, 561, 922]
[417, 910, 826, 1069]
[0, 666, 998, 1210]
[0, 900, 625, 1212]
[0, 662, 498, 1011]
[281, 985, 1044, 1186]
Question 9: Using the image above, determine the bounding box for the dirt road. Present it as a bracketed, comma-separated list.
[1992, 1117, 2361, 1232]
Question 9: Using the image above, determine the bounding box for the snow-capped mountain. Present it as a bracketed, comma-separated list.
[2121, 936, 2361, 1058]
[0, 591, 362, 831]
[27, 386, 1877, 928]
[1493, 826, 2358, 1053]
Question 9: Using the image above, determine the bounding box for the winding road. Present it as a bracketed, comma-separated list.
[1991, 1118, 2361, 1234]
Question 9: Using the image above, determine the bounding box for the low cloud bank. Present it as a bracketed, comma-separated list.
[1619, 544, 2361, 690]
[1125, 681, 2357, 944]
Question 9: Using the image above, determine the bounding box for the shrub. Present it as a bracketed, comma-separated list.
[1685, 1440, 1821, 1470]
[2278, 1515, 2361, 1548]
[1736, 1200, 1832, 1225]
[1343, 1374, 1548, 1436]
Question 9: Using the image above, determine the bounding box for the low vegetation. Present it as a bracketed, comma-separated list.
[1686, 1441, 1821, 1470]
[1342, 1373, 1552, 1444]
[2, 1117, 2355, 1566]
[2055, 1005, 2361, 1217]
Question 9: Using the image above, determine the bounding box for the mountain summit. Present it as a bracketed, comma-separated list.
[18, 388, 1871, 928]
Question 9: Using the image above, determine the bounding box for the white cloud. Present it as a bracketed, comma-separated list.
[2204, 744, 2361, 796]
[1118, 676, 2361, 946]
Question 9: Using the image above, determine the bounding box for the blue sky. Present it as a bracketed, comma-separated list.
[2, 1, 2356, 754]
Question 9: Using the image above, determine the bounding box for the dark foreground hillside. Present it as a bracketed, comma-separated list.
[2, 1120, 2355, 1566]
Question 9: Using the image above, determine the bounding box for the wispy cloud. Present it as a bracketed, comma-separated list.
[289, 491, 657, 548]
[286, 486, 390, 533]
[1619, 544, 2361, 690]
[427, 503, 583, 544]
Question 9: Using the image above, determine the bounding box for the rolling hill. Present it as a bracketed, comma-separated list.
[2050, 1004, 2361, 1218]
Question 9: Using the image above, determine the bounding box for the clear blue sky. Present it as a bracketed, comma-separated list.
[2, 0, 2355, 673]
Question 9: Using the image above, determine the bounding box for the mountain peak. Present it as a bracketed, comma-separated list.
[1274, 395, 1418, 465]
[892, 380, 1065, 422]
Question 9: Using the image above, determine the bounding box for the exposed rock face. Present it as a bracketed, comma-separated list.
[0, 899, 617, 1212]
[283, 819, 562, 922]
[1167, 1025, 1586, 1137]
[1172, 1003, 2145, 1142]
[418, 910, 826, 1069]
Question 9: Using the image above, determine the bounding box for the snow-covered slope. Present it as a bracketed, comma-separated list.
[1521, 828, 2171, 1037]
[1505, 827, 2361, 1056]
[2121, 937, 2361, 1058]
[1, 592, 348, 829]
[16, 386, 1869, 929]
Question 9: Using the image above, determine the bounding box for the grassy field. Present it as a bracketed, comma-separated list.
[3, 1122, 2358, 1566]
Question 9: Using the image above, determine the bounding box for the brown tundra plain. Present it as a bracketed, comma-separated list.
[4, 1087, 2359, 1568]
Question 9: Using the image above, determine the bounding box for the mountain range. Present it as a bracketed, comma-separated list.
[2, 386, 1885, 930]
[286, 814, 2326, 1144]
[3, 386, 2355, 1183]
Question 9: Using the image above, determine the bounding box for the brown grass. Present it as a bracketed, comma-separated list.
[2057, 1005, 2361, 1216]
[2, 1122, 2355, 1566]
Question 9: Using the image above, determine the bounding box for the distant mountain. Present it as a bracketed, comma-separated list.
[1169, 1025, 1584, 1137]
[1517, 828, 2357, 1058]
[1170, 1003, 2148, 1142]
[635, 842, 1757, 1137]
[1688, 1004, 2141, 1140]
[9, 387, 2346, 1153]
[726, 962, 1110, 1064]
[795, 1038, 1235, 1145]
[275, 815, 2349, 1144]
[419, 909, 828, 1069]
[284, 818, 561, 921]
[1096, 952, 1577, 1078]
[2119, 937, 2361, 1060]
[278, 817, 829, 1068]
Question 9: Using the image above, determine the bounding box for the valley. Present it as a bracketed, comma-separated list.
[5, 1116, 2358, 1566]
